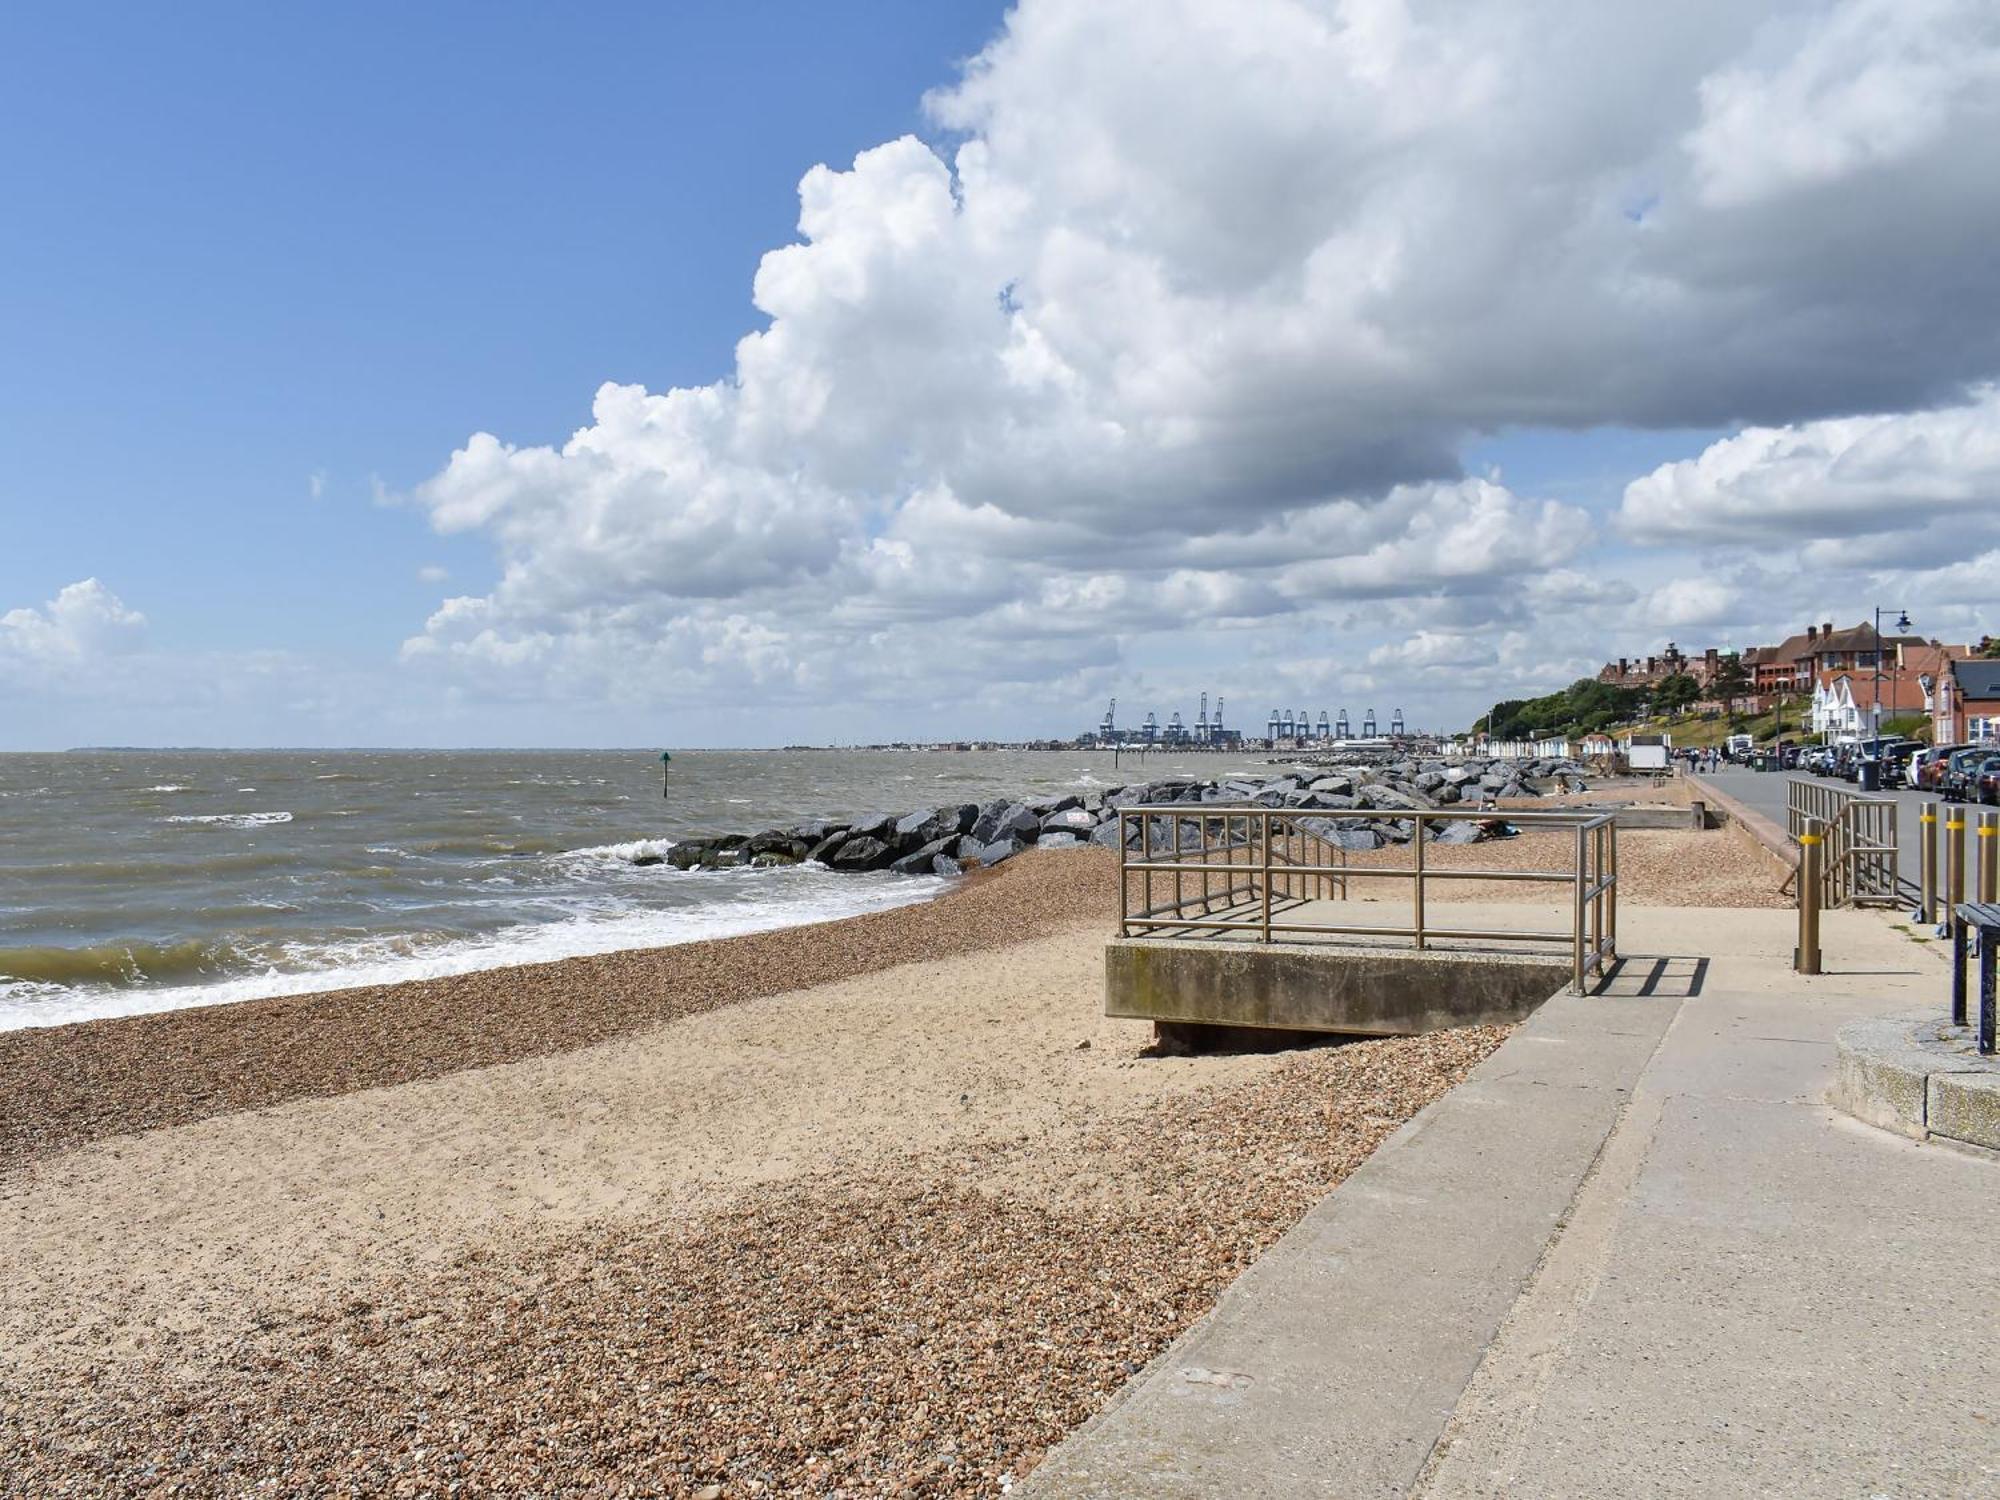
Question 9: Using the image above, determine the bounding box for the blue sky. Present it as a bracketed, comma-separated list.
[0, 2, 1006, 662]
[2, 1, 1995, 748]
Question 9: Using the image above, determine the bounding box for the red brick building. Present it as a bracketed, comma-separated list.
[1932, 658, 2000, 745]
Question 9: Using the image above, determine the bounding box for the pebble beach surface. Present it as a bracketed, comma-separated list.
[0, 853, 1115, 1173]
[3, 823, 1779, 1495]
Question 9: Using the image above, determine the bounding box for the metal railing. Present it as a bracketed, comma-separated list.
[1785, 780, 1900, 907]
[1117, 805, 1617, 994]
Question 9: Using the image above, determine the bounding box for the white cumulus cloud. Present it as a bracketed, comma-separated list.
[0, 579, 147, 667]
[392, 0, 2000, 733]
[1617, 386, 2000, 543]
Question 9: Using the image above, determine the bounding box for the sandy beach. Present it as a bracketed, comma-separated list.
[2, 823, 1780, 1495]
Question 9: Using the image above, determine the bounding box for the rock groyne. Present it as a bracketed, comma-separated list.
[651, 756, 1586, 877]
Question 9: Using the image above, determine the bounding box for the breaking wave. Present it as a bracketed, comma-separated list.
[163, 811, 294, 828]
[557, 837, 679, 864]
[0, 864, 947, 1031]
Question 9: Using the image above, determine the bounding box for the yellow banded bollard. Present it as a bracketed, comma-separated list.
[1797, 816, 1823, 976]
[1946, 808, 1967, 930]
[1920, 802, 1939, 924]
[1981, 810, 1998, 905]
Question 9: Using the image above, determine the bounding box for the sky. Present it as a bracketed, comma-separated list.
[2, 0, 1997, 749]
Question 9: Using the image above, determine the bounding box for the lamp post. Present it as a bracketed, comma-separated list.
[1871, 607, 1913, 757]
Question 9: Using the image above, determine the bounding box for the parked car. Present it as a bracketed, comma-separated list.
[1977, 755, 2000, 806]
[1942, 747, 1995, 802]
[1862, 739, 1922, 788]
[1918, 743, 1973, 792]
[1880, 743, 1923, 787]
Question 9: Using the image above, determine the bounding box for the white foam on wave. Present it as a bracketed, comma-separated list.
[0, 866, 949, 1031]
[163, 811, 294, 828]
[558, 837, 678, 864]
[146, 784, 194, 793]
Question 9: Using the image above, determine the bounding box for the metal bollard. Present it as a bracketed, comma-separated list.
[1943, 806, 1966, 938]
[1796, 816, 1823, 975]
[1981, 813, 1999, 1053]
[1919, 801, 1939, 924]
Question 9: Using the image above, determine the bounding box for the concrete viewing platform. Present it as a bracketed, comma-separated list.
[1030, 903, 2000, 1498]
[1110, 896, 1603, 1044]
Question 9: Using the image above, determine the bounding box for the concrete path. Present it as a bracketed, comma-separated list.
[1027, 905, 2000, 1498]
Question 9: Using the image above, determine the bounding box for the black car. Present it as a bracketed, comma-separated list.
[1942, 747, 1996, 802]
[1978, 755, 2000, 806]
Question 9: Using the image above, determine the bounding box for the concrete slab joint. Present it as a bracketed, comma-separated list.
[1830, 1012, 2000, 1153]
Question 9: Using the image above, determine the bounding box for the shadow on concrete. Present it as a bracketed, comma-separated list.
[1595, 954, 1709, 999]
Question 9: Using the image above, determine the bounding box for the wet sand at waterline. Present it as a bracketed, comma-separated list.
[2, 830, 1778, 1494]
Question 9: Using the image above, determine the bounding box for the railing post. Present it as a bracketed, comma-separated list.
[1980, 810, 1998, 905]
[1259, 809, 1272, 942]
[1119, 810, 1132, 937]
[1830, 805, 1847, 907]
[1572, 824, 1587, 994]
[1173, 814, 1184, 923]
[1606, 821, 1618, 960]
[1796, 816, 1823, 975]
[1198, 811, 1211, 915]
[1141, 809, 1154, 930]
[1919, 801, 1939, 924]
[1980, 922, 1997, 1057]
[1592, 822, 1606, 970]
[1413, 811, 1427, 951]
[1952, 903, 1969, 1028]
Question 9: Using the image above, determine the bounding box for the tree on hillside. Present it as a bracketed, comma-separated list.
[1480, 678, 1644, 741]
[1710, 652, 1751, 706]
[1654, 672, 1702, 712]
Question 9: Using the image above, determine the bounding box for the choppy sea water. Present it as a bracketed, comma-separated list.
[0, 747, 1270, 1031]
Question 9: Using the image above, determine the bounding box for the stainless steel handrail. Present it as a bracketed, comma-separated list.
[1117, 804, 1617, 994]
[1785, 780, 1901, 907]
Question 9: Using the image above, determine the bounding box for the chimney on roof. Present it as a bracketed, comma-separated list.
[1823, 621, 1833, 637]
[1618, 657, 1628, 674]
[1705, 647, 1718, 666]
[1806, 625, 1818, 642]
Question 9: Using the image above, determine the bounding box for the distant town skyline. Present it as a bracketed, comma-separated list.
[4, 1, 1998, 750]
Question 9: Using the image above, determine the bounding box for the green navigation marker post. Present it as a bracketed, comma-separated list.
[660, 750, 672, 798]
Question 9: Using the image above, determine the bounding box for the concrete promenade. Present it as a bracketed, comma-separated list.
[1027, 903, 2000, 1498]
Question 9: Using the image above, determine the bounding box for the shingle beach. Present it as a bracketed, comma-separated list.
[3, 823, 1782, 1496]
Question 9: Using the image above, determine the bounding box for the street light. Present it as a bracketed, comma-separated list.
[1871, 606, 1913, 757]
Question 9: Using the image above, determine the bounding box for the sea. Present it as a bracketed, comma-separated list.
[0, 746, 1274, 1031]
